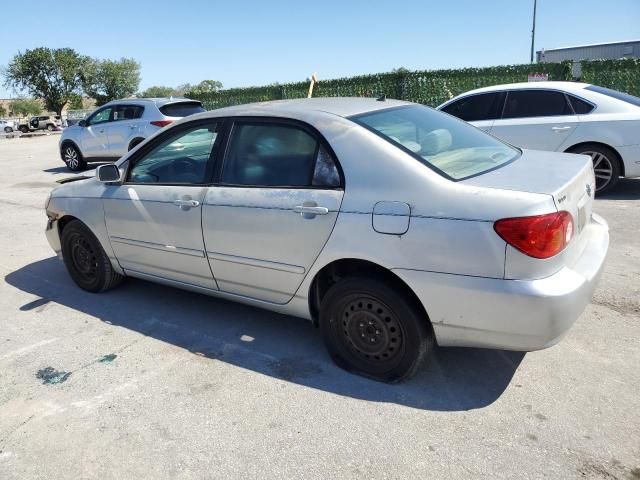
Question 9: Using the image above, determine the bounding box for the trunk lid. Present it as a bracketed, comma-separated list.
[464, 149, 595, 240]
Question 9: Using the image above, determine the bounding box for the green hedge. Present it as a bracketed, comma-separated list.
[580, 58, 640, 97]
[189, 59, 639, 110]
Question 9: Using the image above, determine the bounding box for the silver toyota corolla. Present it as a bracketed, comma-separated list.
[45, 98, 609, 382]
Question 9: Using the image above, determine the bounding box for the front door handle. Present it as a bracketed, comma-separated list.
[293, 203, 329, 218]
[174, 199, 200, 210]
[551, 126, 571, 132]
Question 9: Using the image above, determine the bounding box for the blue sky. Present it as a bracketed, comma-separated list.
[1, 0, 638, 98]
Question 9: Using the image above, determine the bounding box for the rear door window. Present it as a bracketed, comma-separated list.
[113, 105, 144, 121]
[567, 95, 594, 114]
[222, 122, 340, 187]
[441, 92, 504, 121]
[159, 102, 205, 117]
[502, 90, 572, 118]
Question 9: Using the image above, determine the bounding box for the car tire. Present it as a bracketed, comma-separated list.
[319, 276, 433, 382]
[62, 144, 87, 171]
[46, 124, 54, 131]
[569, 144, 621, 195]
[61, 220, 124, 293]
[128, 137, 145, 151]
[19, 126, 28, 133]
[3, 126, 12, 133]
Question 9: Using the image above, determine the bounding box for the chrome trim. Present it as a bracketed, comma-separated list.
[110, 236, 205, 258]
[206, 251, 306, 274]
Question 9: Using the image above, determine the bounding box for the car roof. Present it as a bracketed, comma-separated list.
[449, 81, 591, 98]
[104, 97, 201, 107]
[196, 97, 412, 119]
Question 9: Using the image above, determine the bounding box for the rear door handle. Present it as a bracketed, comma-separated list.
[551, 126, 571, 132]
[173, 199, 200, 209]
[293, 205, 329, 217]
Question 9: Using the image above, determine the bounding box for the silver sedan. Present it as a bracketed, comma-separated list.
[44, 98, 609, 382]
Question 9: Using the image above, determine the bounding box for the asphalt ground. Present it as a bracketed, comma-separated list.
[0, 135, 638, 479]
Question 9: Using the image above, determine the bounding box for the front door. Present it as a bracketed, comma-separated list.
[490, 89, 579, 151]
[80, 106, 114, 158]
[202, 120, 344, 304]
[103, 120, 222, 289]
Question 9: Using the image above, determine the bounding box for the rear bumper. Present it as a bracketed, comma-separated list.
[393, 214, 609, 351]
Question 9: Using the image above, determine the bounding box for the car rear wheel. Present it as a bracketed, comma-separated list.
[3, 126, 12, 133]
[46, 124, 54, 131]
[62, 144, 87, 171]
[61, 220, 123, 293]
[319, 276, 433, 382]
[569, 144, 621, 194]
[128, 137, 145, 151]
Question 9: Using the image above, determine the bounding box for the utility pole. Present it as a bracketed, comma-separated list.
[530, 0, 537, 63]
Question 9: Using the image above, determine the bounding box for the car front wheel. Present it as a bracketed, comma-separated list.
[319, 276, 433, 382]
[61, 220, 123, 293]
[62, 144, 87, 171]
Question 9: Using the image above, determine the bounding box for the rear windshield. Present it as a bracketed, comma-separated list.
[159, 101, 205, 117]
[586, 85, 640, 108]
[351, 105, 519, 180]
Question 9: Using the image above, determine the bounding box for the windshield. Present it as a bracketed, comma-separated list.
[351, 105, 520, 180]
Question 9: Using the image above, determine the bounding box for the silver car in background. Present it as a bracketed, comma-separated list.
[59, 97, 205, 171]
[45, 98, 609, 382]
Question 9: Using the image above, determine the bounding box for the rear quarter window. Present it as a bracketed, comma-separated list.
[159, 102, 205, 117]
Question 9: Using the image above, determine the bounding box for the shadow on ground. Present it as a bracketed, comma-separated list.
[43, 163, 108, 175]
[597, 177, 640, 201]
[6, 257, 525, 411]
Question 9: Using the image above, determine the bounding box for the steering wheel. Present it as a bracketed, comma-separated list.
[170, 157, 201, 181]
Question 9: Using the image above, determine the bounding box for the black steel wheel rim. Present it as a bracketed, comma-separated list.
[70, 234, 98, 282]
[337, 296, 404, 368]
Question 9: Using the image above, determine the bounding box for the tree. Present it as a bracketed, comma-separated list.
[68, 94, 84, 110]
[82, 58, 140, 106]
[0, 105, 6, 117]
[139, 85, 174, 98]
[9, 98, 42, 116]
[3, 47, 87, 115]
[186, 80, 223, 96]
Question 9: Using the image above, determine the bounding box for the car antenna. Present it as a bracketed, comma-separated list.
[376, 94, 386, 101]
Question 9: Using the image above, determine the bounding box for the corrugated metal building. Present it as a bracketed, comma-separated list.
[537, 40, 640, 63]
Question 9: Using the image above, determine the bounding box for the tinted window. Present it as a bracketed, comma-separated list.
[585, 85, 640, 107]
[567, 95, 594, 114]
[159, 102, 205, 117]
[128, 123, 220, 184]
[502, 90, 571, 118]
[114, 105, 144, 121]
[222, 123, 340, 187]
[441, 93, 502, 121]
[353, 105, 519, 180]
[88, 108, 112, 125]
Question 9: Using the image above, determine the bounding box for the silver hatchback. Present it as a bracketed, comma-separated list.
[45, 98, 609, 382]
[59, 97, 205, 171]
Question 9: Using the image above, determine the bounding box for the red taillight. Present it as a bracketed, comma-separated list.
[150, 120, 173, 128]
[494, 211, 574, 259]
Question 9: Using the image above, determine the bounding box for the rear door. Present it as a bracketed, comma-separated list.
[202, 119, 344, 303]
[108, 104, 145, 157]
[103, 120, 222, 288]
[490, 89, 579, 151]
[440, 92, 505, 132]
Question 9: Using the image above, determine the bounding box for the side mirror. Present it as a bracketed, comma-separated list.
[96, 164, 121, 183]
[78, 120, 87, 127]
